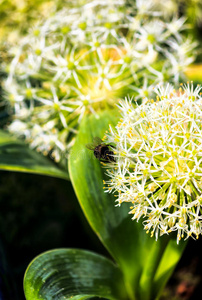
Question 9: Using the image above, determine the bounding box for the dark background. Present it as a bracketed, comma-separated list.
[0, 171, 109, 299]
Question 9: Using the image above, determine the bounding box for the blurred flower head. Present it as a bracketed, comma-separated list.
[104, 82, 202, 242]
[3, 0, 196, 162]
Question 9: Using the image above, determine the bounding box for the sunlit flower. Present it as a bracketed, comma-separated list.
[4, 0, 196, 163]
[104, 82, 202, 242]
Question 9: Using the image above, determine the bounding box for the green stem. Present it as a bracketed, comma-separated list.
[118, 260, 141, 300]
[152, 238, 187, 300]
[124, 279, 137, 300]
[139, 235, 169, 300]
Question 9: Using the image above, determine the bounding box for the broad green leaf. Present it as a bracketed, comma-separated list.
[0, 130, 68, 179]
[24, 248, 127, 300]
[69, 109, 154, 299]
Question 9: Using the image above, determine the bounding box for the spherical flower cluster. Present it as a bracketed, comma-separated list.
[3, 0, 196, 162]
[104, 83, 202, 242]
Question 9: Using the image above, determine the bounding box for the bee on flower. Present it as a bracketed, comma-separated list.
[104, 82, 202, 243]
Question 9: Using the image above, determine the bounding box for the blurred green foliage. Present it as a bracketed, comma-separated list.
[0, 0, 69, 44]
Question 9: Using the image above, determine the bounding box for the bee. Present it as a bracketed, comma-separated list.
[86, 137, 116, 163]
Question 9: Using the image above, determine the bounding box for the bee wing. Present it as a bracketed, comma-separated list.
[86, 143, 95, 150]
[93, 136, 103, 144]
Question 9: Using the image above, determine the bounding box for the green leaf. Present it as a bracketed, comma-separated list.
[69, 109, 155, 300]
[0, 130, 68, 179]
[24, 248, 127, 300]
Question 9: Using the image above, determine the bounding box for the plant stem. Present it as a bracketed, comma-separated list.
[139, 235, 169, 300]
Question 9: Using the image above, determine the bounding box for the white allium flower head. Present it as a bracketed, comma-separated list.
[4, 0, 196, 163]
[104, 82, 202, 243]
